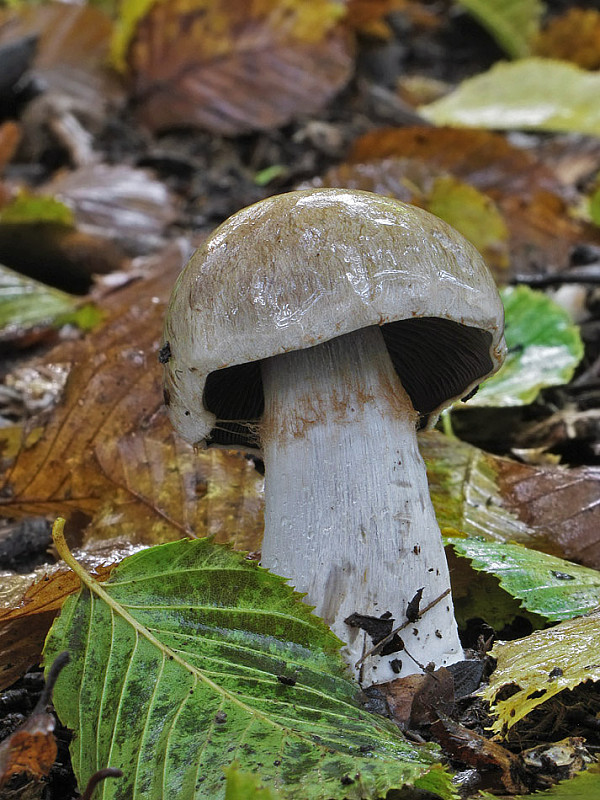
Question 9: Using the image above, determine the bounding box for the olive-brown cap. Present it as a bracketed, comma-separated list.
[163, 189, 506, 447]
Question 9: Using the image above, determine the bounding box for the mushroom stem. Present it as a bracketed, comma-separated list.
[260, 325, 463, 685]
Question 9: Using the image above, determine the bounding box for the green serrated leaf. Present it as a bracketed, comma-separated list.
[421, 58, 600, 136]
[456, 0, 544, 58]
[0, 265, 101, 336]
[447, 538, 600, 622]
[481, 610, 600, 732]
[0, 193, 74, 226]
[469, 285, 583, 406]
[44, 536, 455, 800]
[224, 764, 283, 800]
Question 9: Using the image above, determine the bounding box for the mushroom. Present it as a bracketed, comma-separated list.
[162, 189, 506, 685]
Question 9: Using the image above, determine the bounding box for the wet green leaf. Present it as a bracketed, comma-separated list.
[224, 764, 283, 800]
[0, 265, 101, 338]
[470, 285, 584, 406]
[44, 536, 455, 800]
[0, 193, 74, 226]
[447, 538, 600, 622]
[457, 0, 543, 59]
[422, 58, 600, 136]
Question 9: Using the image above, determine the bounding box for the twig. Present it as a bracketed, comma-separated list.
[354, 588, 451, 670]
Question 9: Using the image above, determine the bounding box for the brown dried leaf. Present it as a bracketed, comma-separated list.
[422, 431, 600, 570]
[342, 126, 598, 275]
[44, 163, 179, 257]
[534, 9, 600, 70]
[0, 564, 112, 692]
[0, 652, 68, 787]
[87, 416, 264, 550]
[0, 122, 20, 174]
[0, 250, 178, 519]
[123, 0, 353, 134]
[0, 3, 121, 103]
[0, 243, 264, 551]
[383, 668, 455, 728]
[429, 714, 527, 794]
[495, 458, 600, 570]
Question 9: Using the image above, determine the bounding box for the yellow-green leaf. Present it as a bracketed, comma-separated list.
[481, 610, 600, 733]
[457, 0, 544, 59]
[426, 175, 510, 271]
[0, 193, 74, 226]
[421, 58, 600, 137]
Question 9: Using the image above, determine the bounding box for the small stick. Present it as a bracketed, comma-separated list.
[355, 588, 451, 670]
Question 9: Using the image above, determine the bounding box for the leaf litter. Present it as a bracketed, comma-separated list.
[0, 0, 600, 797]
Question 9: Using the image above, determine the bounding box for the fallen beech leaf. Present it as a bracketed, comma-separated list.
[346, 126, 595, 275]
[45, 163, 180, 256]
[0, 4, 123, 168]
[383, 668, 455, 729]
[494, 458, 600, 570]
[0, 560, 114, 691]
[534, 9, 600, 71]
[421, 58, 600, 137]
[0, 3, 120, 98]
[0, 651, 68, 787]
[426, 175, 510, 271]
[0, 251, 180, 520]
[481, 610, 600, 733]
[87, 420, 264, 550]
[421, 430, 600, 570]
[0, 244, 265, 552]
[116, 0, 353, 134]
[0, 121, 20, 173]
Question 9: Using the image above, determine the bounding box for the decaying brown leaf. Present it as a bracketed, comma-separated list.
[0, 3, 123, 165]
[122, 0, 353, 134]
[0, 651, 67, 788]
[495, 458, 600, 570]
[87, 417, 264, 550]
[382, 668, 455, 729]
[0, 562, 113, 691]
[534, 9, 600, 70]
[429, 714, 528, 794]
[422, 431, 600, 570]
[0, 243, 264, 551]
[44, 163, 180, 257]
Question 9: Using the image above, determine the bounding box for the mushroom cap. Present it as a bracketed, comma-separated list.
[163, 189, 506, 447]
